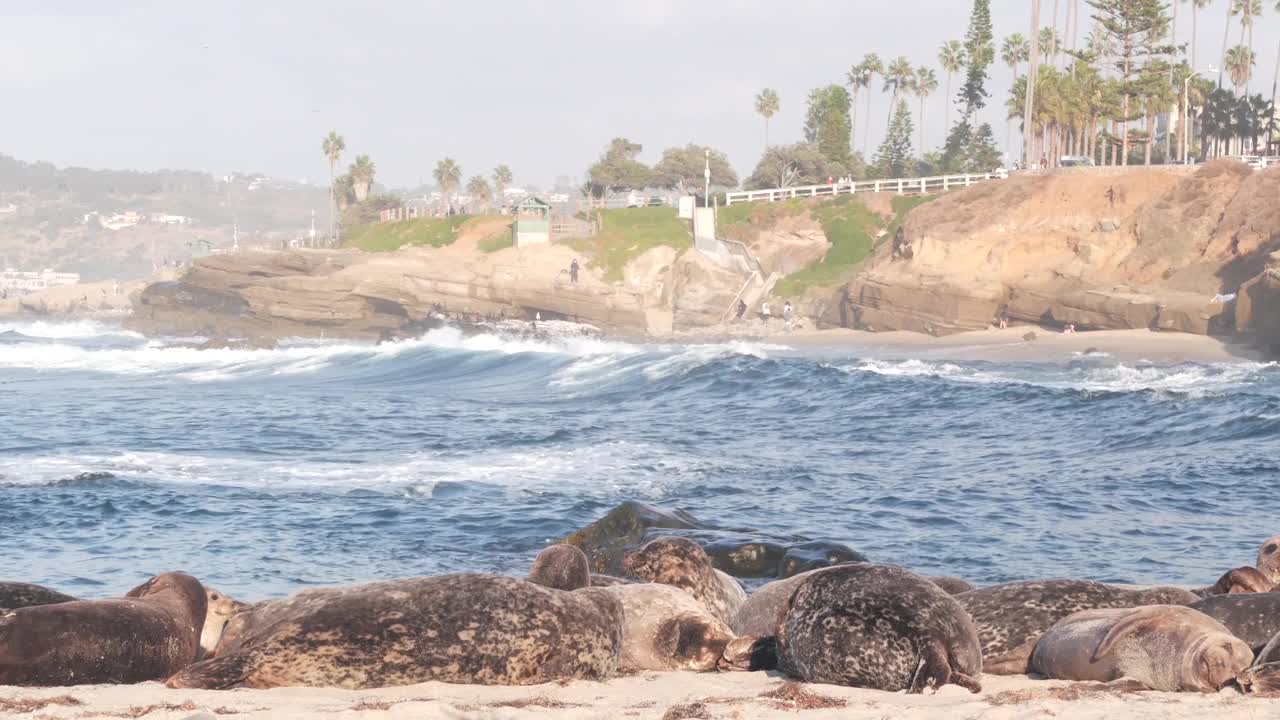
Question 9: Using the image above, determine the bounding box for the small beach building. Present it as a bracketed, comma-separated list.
[513, 196, 552, 248]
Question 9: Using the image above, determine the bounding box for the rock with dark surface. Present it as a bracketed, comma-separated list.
[561, 501, 865, 580]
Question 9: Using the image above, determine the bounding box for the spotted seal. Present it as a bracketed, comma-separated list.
[1030, 605, 1252, 691]
[623, 536, 746, 625]
[0, 582, 77, 613]
[527, 544, 592, 591]
[955, 579, 1199, 674]
[0, 572, 207, 686]
[170, 574, 623, 689]
[777, 563, 982, 693]
[199, 587, 245, 660]
[1189, 592, 1280, 651]
[579, 583, 764, 672]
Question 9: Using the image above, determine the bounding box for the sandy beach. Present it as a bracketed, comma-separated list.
[1, 671, 1273, 719]
[691, 324, 1267, 364]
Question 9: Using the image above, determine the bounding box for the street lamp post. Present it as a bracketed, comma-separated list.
[1184, 67, 1218, 165]
[703, 149, 711, 207]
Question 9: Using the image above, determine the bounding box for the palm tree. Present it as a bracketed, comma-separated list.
[492, 165, 513, 207]
[883, 56, 915, 125]
[1235, 0, 1263, 90]
[433, 158, 462, 210]
[1189, 0, 1213, 69]
[1002, 34, 1031, 159]
[1221, 0, 1241, 87]
[1039, 27, 1062, 62]
[1226, 44, 1257, 96]
[914, 66, 939, 152]
[348, 155, 375, 202]
[856, 54, 883, 157]
[939, 40, 966, 130]
[465, 176, 492, 212]
[754, 88, 780, 149]
[321, 131, 345, 243]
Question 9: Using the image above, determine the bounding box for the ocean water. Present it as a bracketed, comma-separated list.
[1, 319, 1278, 601]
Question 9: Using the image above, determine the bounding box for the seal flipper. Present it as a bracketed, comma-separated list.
[908, 640, 951, 693]
[1212, 567, 1275, 595]
[719, 636, 777, 672]
[1092, 607, 1163, 663]
[166, 653, 254, 689]
[985, 637, 1039, 675]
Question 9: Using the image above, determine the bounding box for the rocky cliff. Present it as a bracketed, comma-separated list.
[839, 161, 1280, 352]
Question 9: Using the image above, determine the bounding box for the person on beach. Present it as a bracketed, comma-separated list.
[569, 258, 579, 284]
[783, 301, 793, 330]
[761, 302, 771, 322]
[736, 300, 747, 320]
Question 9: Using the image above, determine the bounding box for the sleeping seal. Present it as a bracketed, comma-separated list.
[579, 583, 764, 672]
[0, 582, 77, 613]
[955, 579, 1199, 674]
[777, 563, 982, 693]
[171, 574, 622, 689]
[1029, 605, 1252, 692]
[623, 536, 746, 625]
[0, 572, 207, 686]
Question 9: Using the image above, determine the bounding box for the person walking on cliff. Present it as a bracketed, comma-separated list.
[570, 258, 579, 284]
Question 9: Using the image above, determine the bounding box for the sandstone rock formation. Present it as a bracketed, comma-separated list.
[840, 162, 1280, 353]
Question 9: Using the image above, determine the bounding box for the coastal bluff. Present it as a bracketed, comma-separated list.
[839, 161, 1280, 354]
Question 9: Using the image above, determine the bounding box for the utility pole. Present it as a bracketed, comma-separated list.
[1024, 0, 1042, 167]
[703, 149, 710, 207]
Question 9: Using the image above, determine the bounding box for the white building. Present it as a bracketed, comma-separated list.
[1, 268, 81, 295]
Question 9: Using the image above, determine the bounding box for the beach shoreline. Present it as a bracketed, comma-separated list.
[0, 670, 1269, 719]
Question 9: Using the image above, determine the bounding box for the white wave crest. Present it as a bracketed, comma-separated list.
[0, 319, 143, 340]
[641, 341, 786, 381]
[0, 444, 694, 498]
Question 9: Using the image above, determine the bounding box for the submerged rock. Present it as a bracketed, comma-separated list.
[561, 500, 865, 580]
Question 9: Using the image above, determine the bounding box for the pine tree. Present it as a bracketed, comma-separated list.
[1088, 0, 1173, 165]
[958, 0, 995, 116]
[803, 85, 854, 170]
[875, 100, 915, 178]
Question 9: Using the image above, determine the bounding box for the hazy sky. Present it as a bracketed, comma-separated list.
[3, 1, 1278, 188]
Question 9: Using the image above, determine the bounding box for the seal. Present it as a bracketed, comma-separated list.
[0, 572, 207, 686]
[0, 582, 77, 613]
[527, 544, 591, 591]
[1189, 592, 1280, 651]
[578, 583, 763, 672]
[777, 563, 982, 693]
[623, 536, 746, 625]
[1029, 605, 1252, 692]
[733, 568, 973, 639]
[1257, 536, 1280, 584]
[955, 579, 1199, 674]
[1208, 567, 1275, 595]
[199, 587, 245, 660]
[1238, 627, 1280, 697]
[169, 574, 623, 690]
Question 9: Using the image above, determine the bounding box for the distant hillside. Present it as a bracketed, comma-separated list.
[0, 153, 327, 280]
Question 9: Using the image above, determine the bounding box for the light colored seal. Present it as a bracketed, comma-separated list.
[527, 544, 591, 591]
[579, 583, 762, 672]
[1258, 536, 1280, 584]
[169, 574, 623, 690]
[0, 572, 208, 686]
[623, 536, 746, 626]
[199, 587, 245, 660]
[778, 563, 982, 693]
[955, 579, 1199, 674]
[0, 582, 77, 613]
[1029, 605, 1253, 692]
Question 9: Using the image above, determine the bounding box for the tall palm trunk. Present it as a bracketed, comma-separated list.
[919, 95, 926, 155]
[1269, 40, 1280, 153]
[1220, 7, 1231, 88]
[864, 92, 874, 158]
[1192, 3, 1198, 68]
[327, 161, 335, 244]
[1121, 54, 1131, 165]
[850, 88, 859, 156]
[1051, 0, 1060, 64]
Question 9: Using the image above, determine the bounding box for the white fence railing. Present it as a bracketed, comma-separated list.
[1225, 155, 1280, 170]
[724, 170, 1009, 206]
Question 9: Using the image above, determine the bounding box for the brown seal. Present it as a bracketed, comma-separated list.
[578, 583, 760, 672]
[1029, 605, 1252, 691]
[955, 579, 1199, 674]
[0, 582, 77, 613]
[170, 574, 623, 689]
[623, 536, 746, 625]
[527, 544, 591, 591]
[1209, 567, 1275, 595]
[199, 587, 245, 660]
[778, 563, 982, 693]
[0, 572, 207, 686]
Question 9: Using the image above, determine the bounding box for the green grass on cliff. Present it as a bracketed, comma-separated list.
[564, 207, 691, 281]
[344, 216, 471, 252]
[769, 193, 942, 297]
